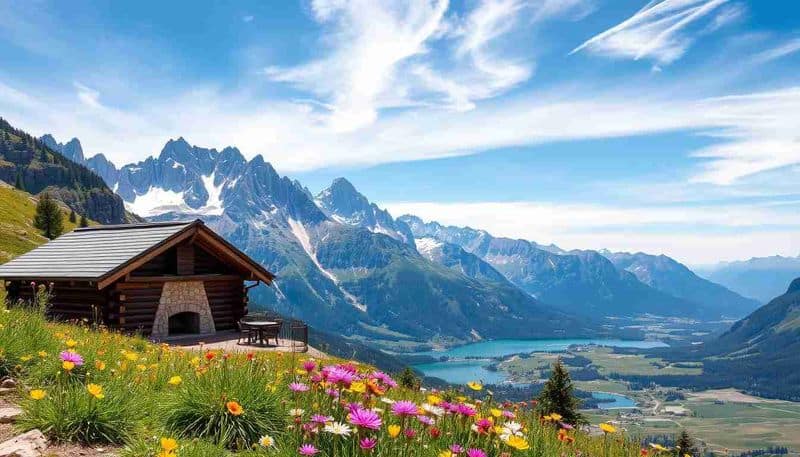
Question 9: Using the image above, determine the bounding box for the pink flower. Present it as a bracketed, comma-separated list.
[289, 382, 310, 392]
[323, 366, 355, 387]
[404, 428, 416, 439]
[391, 400, 419, 417]
[467, 449, 487, 457]
[359, 437, 377, 451]
[59, 351, 84, 366]
[450, 444, 464, 454]
[298, 444, 319, 456]
[456, 404, 476, 417]
[417, 415, 435, 426]
[502, 410, 515, 419]
[371, 371, 398, 388]
[303, 360, 317, 372]
[348, 407, 382, 430]
[311, 414, 333, 425]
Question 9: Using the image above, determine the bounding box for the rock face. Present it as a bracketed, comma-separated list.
[315, 178, 415, 245]
[0, 407, 22, 424]
[0, 429, 47, 457]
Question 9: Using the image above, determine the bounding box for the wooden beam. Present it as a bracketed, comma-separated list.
[123, 274, 242, 283]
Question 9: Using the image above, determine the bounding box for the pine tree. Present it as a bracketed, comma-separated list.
[675, 429, 696, 456]
[536, 358, 585, 425]
[79, 213, 89, 228]
[397, 367, 421, 390]
[68, 209, 77, 223]
[14, 172, 24, 191]
[33, 192, 64, 240]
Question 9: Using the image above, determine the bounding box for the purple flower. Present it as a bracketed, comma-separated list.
[289, 382, 310, 392]
[417, 415, 435, 426]
[371, 371, 398, 388]
[359, 437, 377, 450]
[323, 366, 355, 387]
[467, 449, 487, 457]
[456, 404, 476, 417]
[348, 407, 382, 430]
[560, 422, 574, 430]
[391, 400, 419, 417]
[302, 360, 317, 372]
[59, 351, 84, 366]
[311, 414, 333, 425]
[298, 443, 319, 456]
[450, 444, 464, 454]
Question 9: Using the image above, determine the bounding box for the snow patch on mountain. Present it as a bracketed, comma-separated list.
[288, 218, 367, 312]
[125, 186, 192, 217]
[199, 172, 224, 216]
[415, 237, 443, 259]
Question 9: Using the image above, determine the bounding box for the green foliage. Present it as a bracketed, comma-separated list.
[14, 171, 24, 190]
[675, 429, 696, 456]
[122, 436, 230, 457]
[33, 192, 64, 239]
[68, 209, 76, 223]
[159, 361, 286, 449]
[397, 366, 420, 389]
[79, 213, 89, 227]
[536, 358, 585, 425]
[0, 299, 59, 377]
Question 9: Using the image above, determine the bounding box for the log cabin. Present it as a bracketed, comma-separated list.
[0, 220, 274, 339]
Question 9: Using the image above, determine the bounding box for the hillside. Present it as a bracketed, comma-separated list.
[603, 251, 760, 318]
[0, 118, 129, 224]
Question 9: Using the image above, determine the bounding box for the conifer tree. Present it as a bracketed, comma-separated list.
[79, 213, 89, 228]
[69, 209, 77, 223]
[33, 192, 64, 240]
[397, 367, 421, 390]
[536, 358, 585, 425]
[14, 172, 24, 191]
[675, 429, 696, 456]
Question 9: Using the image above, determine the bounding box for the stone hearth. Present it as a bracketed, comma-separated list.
[151, 281, 215, 339]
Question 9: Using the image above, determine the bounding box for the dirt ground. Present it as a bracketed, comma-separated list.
[687, 388, 787, 404]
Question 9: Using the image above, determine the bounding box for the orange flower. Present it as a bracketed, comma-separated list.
[366, 379, 385, 396]
[226, 401, 244, 416]
[205, 351, 215, 361]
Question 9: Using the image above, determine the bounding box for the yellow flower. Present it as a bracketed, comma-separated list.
[427, 395, 442, 405]
[388, 424, 401, 438]
[467, 381, 483, 391]
[549, 412, 563, 421]
[29, 389, 46, 400]
[348, 381, 366, 393]
[136, 364, 147, 371]
[168, 376, 182, 386]
[65, 339, 77, 348]
[62, 361, 75, 371]
[438, 451, 453, 457]
[226, 401, 244, 416]
[124, 352, 138, 362]
[95, 360, 106, 371]
[87, 383, 105, 399]
[161, 437, 178, 452]
[599, 422, 617, 434]
[20, 355, 32, 362]
[37, 351, 47, 358]
[490, 408, 502, 418]
[505, 435, 530, 450]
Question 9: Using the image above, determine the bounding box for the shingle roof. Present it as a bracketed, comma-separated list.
[0, 221, 192, 280]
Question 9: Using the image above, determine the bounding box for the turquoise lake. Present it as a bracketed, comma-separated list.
[413, 338, 667, 386]
[592, 392, 637, 409]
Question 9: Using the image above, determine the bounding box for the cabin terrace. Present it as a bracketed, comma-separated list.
[0, 220, 274, 339]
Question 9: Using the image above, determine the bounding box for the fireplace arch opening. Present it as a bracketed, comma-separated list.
[168, 311, 201, 335]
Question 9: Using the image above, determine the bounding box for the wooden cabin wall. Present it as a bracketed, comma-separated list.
[131, 250, 176, 276]
[205, 278, 245, 331]
[194, 245, 234, 275]
[9, 281, 108, 323]
[110, 281, 164, 333]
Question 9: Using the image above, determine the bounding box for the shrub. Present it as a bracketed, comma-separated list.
[18, 375, 143, 444]
[0, 301, 60, 378]
[122, 436, 230, 457]
[159, 359, 286, 449]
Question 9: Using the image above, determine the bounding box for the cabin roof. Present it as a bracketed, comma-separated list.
[0, 220, 274, 287]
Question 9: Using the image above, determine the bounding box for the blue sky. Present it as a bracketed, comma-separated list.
[1, 0, 799, 265]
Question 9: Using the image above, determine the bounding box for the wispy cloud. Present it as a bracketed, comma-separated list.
[571, 0, 736, 64]
[383, 200, 800, 264]
[242, 15, 254, 23]
[264, 0, 589, 130]
[753, 38, 800, 63]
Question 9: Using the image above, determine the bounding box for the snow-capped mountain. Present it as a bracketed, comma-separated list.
[315, 178, 414, 245]
[46, 134, 592, 344]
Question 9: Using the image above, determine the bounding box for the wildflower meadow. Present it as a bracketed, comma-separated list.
[0, 302, 660, 457]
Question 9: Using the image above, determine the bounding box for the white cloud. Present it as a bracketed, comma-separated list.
[382, 200, 800, 265]
[753, 38, 800, 63]
[242, 15, 255, 23]
[571, 0, 735, 64]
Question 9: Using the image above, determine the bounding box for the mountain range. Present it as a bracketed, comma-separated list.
[32, 132, 763, 345]
[696, 256, 800, 303]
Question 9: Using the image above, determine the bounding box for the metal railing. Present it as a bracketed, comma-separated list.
[242, 311, 308, 353]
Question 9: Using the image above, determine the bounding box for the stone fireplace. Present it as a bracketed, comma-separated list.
[152, 281, 216, 339]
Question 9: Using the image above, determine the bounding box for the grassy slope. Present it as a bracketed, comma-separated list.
[0, 182, 84, 300]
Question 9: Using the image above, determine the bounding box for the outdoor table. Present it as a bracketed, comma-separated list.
[245, 321, 281, 345]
